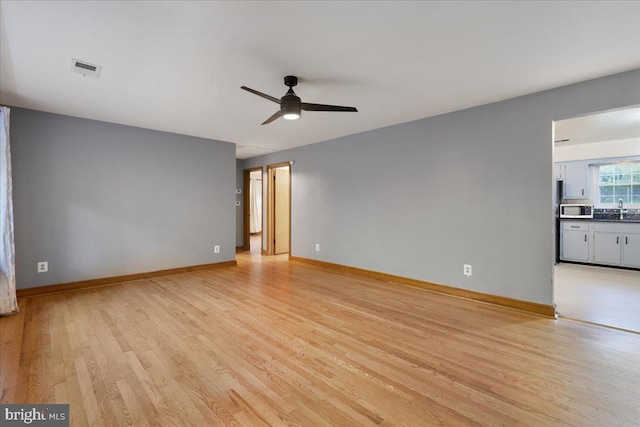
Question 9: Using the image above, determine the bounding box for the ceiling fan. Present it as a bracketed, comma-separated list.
[241, 76, 358, 125]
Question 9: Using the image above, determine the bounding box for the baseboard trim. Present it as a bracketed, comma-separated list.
[289, 256, 555, 317]
[16, 260, 238, 299]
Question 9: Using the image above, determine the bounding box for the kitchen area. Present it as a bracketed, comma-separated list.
[554, 106, 640, 332]
[558, 166, 640, 269]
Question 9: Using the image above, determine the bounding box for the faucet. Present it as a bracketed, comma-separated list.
[618, 199, 624, 219]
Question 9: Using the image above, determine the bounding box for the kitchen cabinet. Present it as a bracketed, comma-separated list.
[560, 161, 589, 199]
[593, 232, 622, 265]
[561, 221, 591, 262]
[593, 222, 640, 268]
[622, 233, 640, 268]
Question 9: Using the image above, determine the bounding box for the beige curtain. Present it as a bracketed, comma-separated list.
[0, 106, 18, 316]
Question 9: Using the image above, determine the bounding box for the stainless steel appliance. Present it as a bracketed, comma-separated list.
[560, 204, 593, 219]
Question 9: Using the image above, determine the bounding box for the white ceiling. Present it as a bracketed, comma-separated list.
[1, 1, 639, 159]
[555, 106, 640, 146]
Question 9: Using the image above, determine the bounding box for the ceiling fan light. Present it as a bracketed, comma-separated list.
[282, 101, 301, 121]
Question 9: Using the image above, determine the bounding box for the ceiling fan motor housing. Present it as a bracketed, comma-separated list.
[281, 92, 301, 118]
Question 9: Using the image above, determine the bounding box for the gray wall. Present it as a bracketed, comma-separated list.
[235, 158, 244, 247]
[244, 69, 640, 306]
[12, 108, 236, 289]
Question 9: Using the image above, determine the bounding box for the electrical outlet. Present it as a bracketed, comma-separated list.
[315, 243, 320, 252]
[37, 261, 48, 273]
[214, 245, 220, 254]
[463, 264, 472, 277]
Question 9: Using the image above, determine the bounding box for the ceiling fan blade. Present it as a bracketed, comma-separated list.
[241, 86, 281, 104]
[301, 103, 357, 112]
[262, 110, 283, 125]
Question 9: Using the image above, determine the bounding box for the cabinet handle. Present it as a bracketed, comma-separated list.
[584, 234, 587, 242]
[617, 236, 619, 244]
[626, 236, 628, 245]
[571, 226, 579, 229]
[582, 189, 584, 196]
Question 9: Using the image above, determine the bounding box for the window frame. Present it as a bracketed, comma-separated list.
[592, 161, 640, 208]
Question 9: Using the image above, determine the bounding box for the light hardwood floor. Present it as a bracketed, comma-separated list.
[2, 252, 639, 426]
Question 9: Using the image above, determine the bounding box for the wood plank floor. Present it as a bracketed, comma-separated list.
[2, 252, 639, 426]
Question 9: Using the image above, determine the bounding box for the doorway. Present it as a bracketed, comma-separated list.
[266, 162, 291, 255]
[243, 167, 263, 253]
[552, 106, 640, 332]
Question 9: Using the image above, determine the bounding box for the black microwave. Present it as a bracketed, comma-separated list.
[560, 204, 593, 218]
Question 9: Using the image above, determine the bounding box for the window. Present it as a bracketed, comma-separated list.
[598, 162, 640, 206]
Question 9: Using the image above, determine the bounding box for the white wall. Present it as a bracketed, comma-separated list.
[554, 138, 640, 162]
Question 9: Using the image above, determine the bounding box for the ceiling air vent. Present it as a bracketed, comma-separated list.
[71, 59, 101, 78]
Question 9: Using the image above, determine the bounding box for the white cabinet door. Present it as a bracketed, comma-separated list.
[622, 234, 640, 268]
[593, 232, 622, 265]
[563, 161, 589, 199]
[561, 230, 590, 262]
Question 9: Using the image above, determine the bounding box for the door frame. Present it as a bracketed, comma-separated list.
[266, 162, 292, 256]
[243, 166, 264, 251]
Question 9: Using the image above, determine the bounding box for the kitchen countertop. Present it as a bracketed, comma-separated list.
[559, 217, 640, 224]
[591, 218, 640, 223]
[593, 208, 640, 223]
[559, 208, 640, 223]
